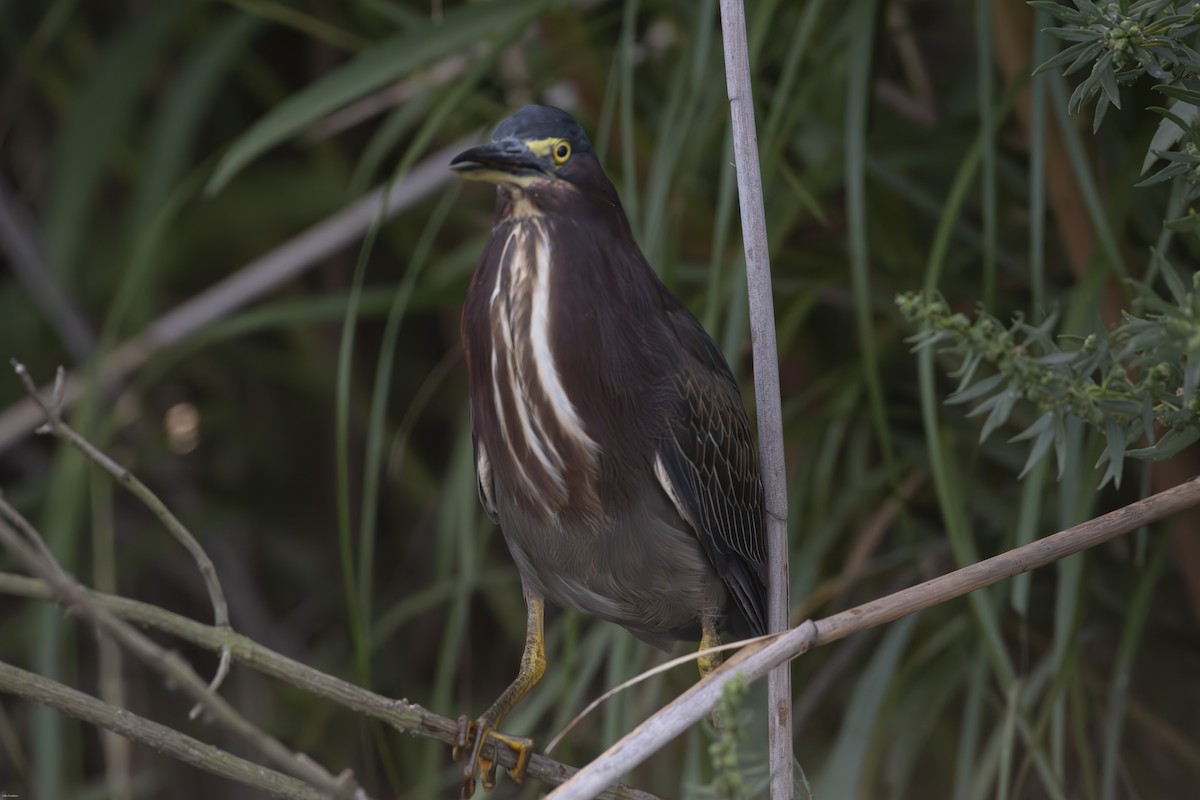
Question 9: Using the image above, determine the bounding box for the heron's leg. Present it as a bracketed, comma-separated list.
[697, 611, 723, 680]
[698, 612, 726, 729]
[453, 591, 545, 797]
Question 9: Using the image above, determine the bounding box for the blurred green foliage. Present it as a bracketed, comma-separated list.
[0, 1, 1197, 799]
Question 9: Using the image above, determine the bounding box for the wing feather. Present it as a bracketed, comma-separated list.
[652, 302, 768, 637]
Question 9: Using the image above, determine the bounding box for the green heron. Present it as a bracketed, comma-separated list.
[449, 105, 767, 797]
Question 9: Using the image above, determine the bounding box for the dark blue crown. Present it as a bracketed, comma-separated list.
[492, 105, 594, 155]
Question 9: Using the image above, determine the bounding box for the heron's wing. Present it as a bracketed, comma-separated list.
[653, 302, 768, 637]
[472, 432, 500, 524]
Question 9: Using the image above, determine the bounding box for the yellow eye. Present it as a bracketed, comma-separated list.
[552, 140, 571, 164]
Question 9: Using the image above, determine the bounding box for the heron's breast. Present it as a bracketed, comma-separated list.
[484, 218, 602, 523]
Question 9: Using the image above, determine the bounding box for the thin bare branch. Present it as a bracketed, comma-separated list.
[0, 659, 329, 800]
[12, 359, 233, 711]
[0, 506, 366, 800]
[547, 475, 1200, 799]
[549, 623, 819, 800]
[0, 571, 665, 800]
[718, 2, 792, 797]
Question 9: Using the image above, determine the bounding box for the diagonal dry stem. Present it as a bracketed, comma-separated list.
[547, 474, 1200, 799]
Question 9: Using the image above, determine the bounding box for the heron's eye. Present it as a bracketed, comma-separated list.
[552, 141, 571, 164]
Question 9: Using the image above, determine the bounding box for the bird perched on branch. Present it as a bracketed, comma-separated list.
[449, 104, 767, 797]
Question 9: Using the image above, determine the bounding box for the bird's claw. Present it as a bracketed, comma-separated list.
[453, 715, 534, 797]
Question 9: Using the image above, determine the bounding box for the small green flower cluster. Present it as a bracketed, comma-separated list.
[896, 265, 1200, 486]
[1032, 0, 1200, 130]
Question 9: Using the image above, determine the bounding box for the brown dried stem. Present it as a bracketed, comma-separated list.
[547, 475, 1200, 799]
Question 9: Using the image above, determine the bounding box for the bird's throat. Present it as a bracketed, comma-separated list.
[499, 186, 544, 221]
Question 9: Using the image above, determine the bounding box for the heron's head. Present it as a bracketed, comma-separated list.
[451, 105, 619, 216]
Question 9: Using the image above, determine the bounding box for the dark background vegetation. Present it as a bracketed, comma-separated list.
[1, 1, 1198, 798]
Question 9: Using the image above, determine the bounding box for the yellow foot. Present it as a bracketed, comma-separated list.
[452, 715, 534, 797]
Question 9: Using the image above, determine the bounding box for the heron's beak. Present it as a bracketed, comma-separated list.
[451, 138, 547, 186]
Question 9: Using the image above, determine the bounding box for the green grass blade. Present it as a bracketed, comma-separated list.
[207, 0, 546, 192]
[31, 416, 92, 798]
[703, 129, 736, 335]
[816, 614, 918, 798]
[46, 3, 186, 280]
[996, 681, 1019, 800]
[761, 0, 825, 152]
[348, 90, 438, 196]
[131, 13, 260, 232]
[357, 183, 460, 659]
[218, 0, 366, 51]
[1030, 7, 1051, 313]
[845, 0, 896, 478]
[618, 0, 641, 235]
[420, 426, 487, 793]
[976, 0, 996, 309]
[1100, 535, 1169, 800]
[955, 644, 989, 797]
[1009, 458, 1049, 616]
[1048, 75, 1126, 280]
[334, 197, 385, 689]
[916, 115, 1066, 800]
